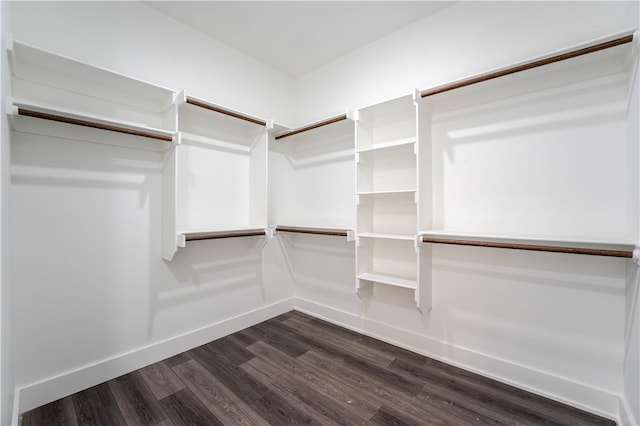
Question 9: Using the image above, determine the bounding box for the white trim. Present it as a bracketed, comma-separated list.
[12, 296, 627, 423]
[618, 395, 637, 426]
[294, 297, 621, 422]
[15, 298, 295, 414]
[10, 388, 20, 426]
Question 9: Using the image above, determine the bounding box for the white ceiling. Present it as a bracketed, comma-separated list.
[143, 1, 455, 77]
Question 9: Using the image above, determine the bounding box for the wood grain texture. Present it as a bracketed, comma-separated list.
[108, 371, 169, 426]
[22, 310, 616, 426]
[138, 361, 186, 401]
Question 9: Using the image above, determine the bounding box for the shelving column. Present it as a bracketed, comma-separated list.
[162, 92, 271, 260]
[355, 93, 430, 311]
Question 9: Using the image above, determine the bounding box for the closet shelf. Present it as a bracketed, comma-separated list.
[421, 231, 637, 258]
[357, 189, 417, 196]
[183, 94, 268, 127]
[420, 32, 634, 99]
[358, 232, 415, 241]
[9, 99, 175, 143]
[276, 225, 353, 238]
[357, 272, 417, 290]
[275, 113, 349, 140]
[355, 137, 416, 153]
[9, 37, 176, 113]
[180, 228, 268, 242]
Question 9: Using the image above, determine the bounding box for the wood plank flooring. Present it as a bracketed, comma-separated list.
[21, 311, 616, 426]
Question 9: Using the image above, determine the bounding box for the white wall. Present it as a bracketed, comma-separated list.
[1, 1, 14, 424]
[6, 0, 639, 422]
[293, 1, 639, 124]
[8, 1, 296, 415]
[9, 1, 295, 126]
[289, 1, 638, 420]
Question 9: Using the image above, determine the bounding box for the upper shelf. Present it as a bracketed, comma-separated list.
[177, 92, 271, 148]
[274, 113, 351, 141]
[422, 230, 637, 259]
[419, 31, 637, 115]
[8, 37, 176, 115]
[10, 98, 174, 140]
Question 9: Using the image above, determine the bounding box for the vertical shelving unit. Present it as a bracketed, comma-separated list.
[161, 92, 271, 260]
[7, 37, 177, 151]
[355, 94, 431, 311]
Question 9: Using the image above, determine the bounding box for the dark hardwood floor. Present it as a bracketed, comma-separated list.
[21, 311, 616, 426]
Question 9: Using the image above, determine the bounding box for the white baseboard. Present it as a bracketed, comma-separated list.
[294, 297, 621, 422]
[12, 295, 628, 425]
[618, 395, 638, 426]
[14, 297, 295, 419]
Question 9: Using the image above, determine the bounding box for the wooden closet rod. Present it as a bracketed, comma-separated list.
[184, 229, 267, 241]
[185, 97, 267, 127]
[276, 226, 349, 237]
[275, 113, 348, 140]
[18, 108, 173, 142]
[422, 236, 634, 258]
[421, 33, 634, 98]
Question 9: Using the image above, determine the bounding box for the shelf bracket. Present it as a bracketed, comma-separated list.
[633, 246, 640, 266]
[176, 233, 186, 248]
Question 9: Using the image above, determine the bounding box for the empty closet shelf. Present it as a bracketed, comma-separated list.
[357, 189, 417, 196]
[421, 231, 636, 258]
[355, 137, 416, 153]
[358, 233, 415, 241]
[357, 272, 417, 289]
[181, 228, 267, 241]
[10, 100, 175, 142]
[275, 226, 351, 237]
[184, 95, 268, 127]
[275, 113, 349, 140]
[420, 33, 634, 99]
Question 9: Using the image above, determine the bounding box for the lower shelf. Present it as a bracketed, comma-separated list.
[180, 228, 268, 242]
[357, 272, 417, 290]
[276, 225, 352, 238]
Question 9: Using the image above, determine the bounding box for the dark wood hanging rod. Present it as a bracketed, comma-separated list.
[18, 108, 174, 142]
[275, 113, 348, 140]
[276, 226, 349, 237]
[422, 236, 634, 258]
[183, 229, 267, 241]
[420, 33, 634, 98]
[185, 97, 267, 127]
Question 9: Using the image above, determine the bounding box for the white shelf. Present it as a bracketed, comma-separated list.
[162, 92, 271, 261]
[422, 230, 637, 251]
[357, 272, 417, 290]
[9, 38, 176, 120]
[180, 227, 267, 242]
[10, 99, 174, 139]
[356, 137, 416, 153]
[358, 232, 415, 241]
[357, 189, 417, 196]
